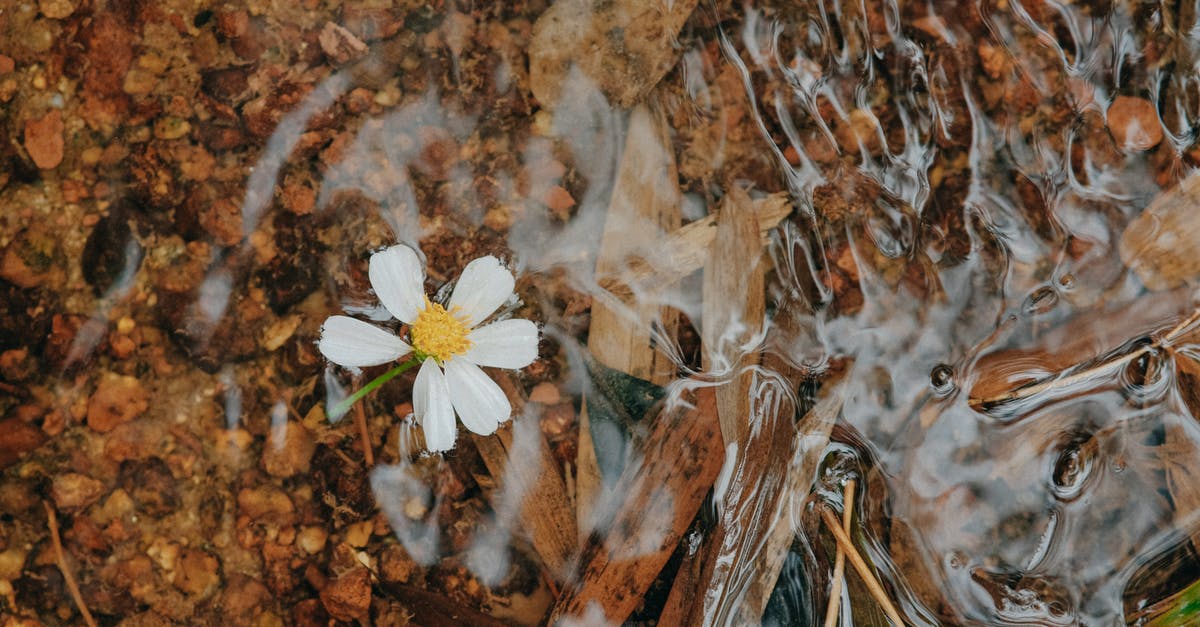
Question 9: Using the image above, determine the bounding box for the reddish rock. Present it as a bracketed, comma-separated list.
[0, 55, 14, 74]
[0, 417, 47, 470]
[1107, 96, 1163, 151]
[319, 567, 371, 621]
[24, 110, 64, 170]
[173, 548, 221, 597]
[261, 421, 316, 478]
[87, 374, 150, 432]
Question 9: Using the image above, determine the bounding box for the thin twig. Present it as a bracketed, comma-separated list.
[43, 501, 97, 627]
[819, 506, 905, 627]
[823, 479, 857, 627]
[354, 399, 374, 467]
[976, 307, 1200, 407]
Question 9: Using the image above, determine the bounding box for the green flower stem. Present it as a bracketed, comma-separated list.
[330, 357, 421, 419]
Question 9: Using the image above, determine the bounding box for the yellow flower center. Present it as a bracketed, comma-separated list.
[410, 298, 472, 362]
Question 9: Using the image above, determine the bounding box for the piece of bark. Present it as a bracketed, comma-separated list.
[701, 186, 766, 444]
[658, 536, 706, 625]
[529, 0, 699, 109]
[549, 384, 723, 625]
[1120, 173, 1200, 290]
[471, 378, 577, 577]
[598, 193, 791, 304]
[588, 103, 682, 385]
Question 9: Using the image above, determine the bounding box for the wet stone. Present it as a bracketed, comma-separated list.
[173, 548, 220, 597]
[1107, 95, 1163, 151]
[23, 110, 64, 170]
[118, 457, 180, 517]
[50, 472, 105, 512]
[81, 205, 144, 296]
[1, 225, 60, 289]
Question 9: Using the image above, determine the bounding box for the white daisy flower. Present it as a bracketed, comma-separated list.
[318, 245, 539, 452]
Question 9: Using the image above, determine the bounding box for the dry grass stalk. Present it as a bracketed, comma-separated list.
[819, 506, 905, 626]
[972, 307, 1200, 408]
[823, 479, 857, 627]
[44, 501, 98, 627]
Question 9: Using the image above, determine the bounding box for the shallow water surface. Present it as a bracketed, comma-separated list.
[3, 0, 1200, 625]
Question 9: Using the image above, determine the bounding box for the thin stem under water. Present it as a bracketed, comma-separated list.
[330, 357, 421, 419]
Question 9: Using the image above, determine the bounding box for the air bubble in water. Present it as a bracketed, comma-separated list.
[1050, 439, 1095, 501]
[930, 363, 956, 395]
[1023, 286, 1059, 315]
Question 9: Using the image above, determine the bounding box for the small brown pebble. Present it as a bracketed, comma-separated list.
[236, 486, 296, 524]
[1107, 95, 1163, 151]
[201, 198, 244, 246]
[87, 374, 150, 432]
[109, 334, 137, 359]
[24, 109, 64, 170]
[1, 245, 49, 289]
[319, 567, 371, 621]
[296, 526, 327, 554]
[529, 382, 561, 404]
[154, 117, 192, 140]
[543, 185, 575, 218]
[0, 417, 48, 470]
[0, 55, 14, 74]
[261, 421, 316, 478]
[217, 573, 270, 618]
[0, 348, 34, 381]
[174, 548, 221, 597]
[484, 205, 514, 231]
[319, 22, 369, 64]
[280, 182, 316, 215]
[216, 10, 249, 39]
[51, 473, 106, 512]
[378, 544, 418, 585]
[39, 0, 76, 19]
[977, 43, 1008, 79]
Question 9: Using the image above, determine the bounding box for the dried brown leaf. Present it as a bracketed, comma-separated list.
[588, 103, 682, 385]
[550, 384, 723, 624]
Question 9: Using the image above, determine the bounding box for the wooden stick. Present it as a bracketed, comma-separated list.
[353, 398, 374, 467]
[43, 501, 98, 627]
[819, 506, 904, 627]
[823, 479, 857, 627]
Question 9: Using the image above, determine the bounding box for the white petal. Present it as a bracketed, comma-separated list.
[370, 245, 427, 324]
[444, 359, 510, 435]
[414, 358, 456, 452]
[463, 319, 539, 369]
[318, 316, 411, 367]
[447, 256, 515, 327]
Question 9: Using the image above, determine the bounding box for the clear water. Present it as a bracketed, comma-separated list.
[7, 0, 1200, 625]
